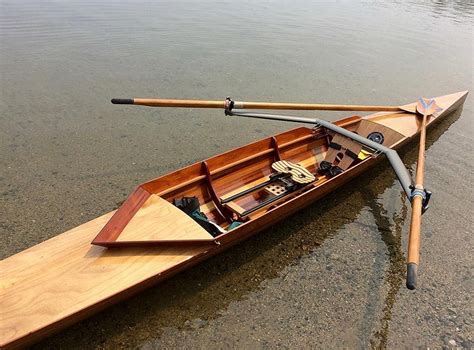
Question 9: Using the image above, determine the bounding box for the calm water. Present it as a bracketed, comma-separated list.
[1, 1, 473, 348]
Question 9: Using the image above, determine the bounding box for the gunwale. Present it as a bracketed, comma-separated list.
[0, 91, 468, 349]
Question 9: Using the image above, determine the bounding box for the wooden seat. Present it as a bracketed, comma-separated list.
[224, 201, 247, 216]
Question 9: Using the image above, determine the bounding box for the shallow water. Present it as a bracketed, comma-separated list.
[1, 0, 473, 348]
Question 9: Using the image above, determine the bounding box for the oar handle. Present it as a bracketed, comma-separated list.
[406, 263, 418, 290]
[112, 98, 134, 105]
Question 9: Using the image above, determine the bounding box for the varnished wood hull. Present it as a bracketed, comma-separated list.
[0, 91, 467, 349]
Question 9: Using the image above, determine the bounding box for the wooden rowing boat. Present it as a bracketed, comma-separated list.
[0, 91, 468, 348]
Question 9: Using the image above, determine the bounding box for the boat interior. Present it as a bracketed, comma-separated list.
[91, 114, 410, 247]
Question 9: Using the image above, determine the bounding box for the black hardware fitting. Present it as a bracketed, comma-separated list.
[409, 185, 432, 214]
[224, 97, 234, 115]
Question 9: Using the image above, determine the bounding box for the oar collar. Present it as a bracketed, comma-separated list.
[224, 97, 234, 115]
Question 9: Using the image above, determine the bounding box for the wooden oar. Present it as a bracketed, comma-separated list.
[111, 97, 414, 112]
[406, 98, 440, 290]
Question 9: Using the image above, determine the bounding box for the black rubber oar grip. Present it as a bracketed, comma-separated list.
[111, 98, 134, 104]
[406, 263, 418, 290]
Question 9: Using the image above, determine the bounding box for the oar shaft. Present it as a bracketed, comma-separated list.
[134, 98, 224, 108]
[414, 114, 427, 185]
[408, 196, 423, 265]
[111, 98, 403, 112]
[406, 113, 428, 290]
[236, 101, 401, 112]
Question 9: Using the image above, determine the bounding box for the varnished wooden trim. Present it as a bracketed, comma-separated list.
[91, 187, 150, 245]
[158, 175, 207, 197]
[95, 239, 218, 247]
[271, 136, 281, 161]
[202, 161, 233, 222]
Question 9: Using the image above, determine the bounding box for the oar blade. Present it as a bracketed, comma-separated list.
[416, 98, 441, 116]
